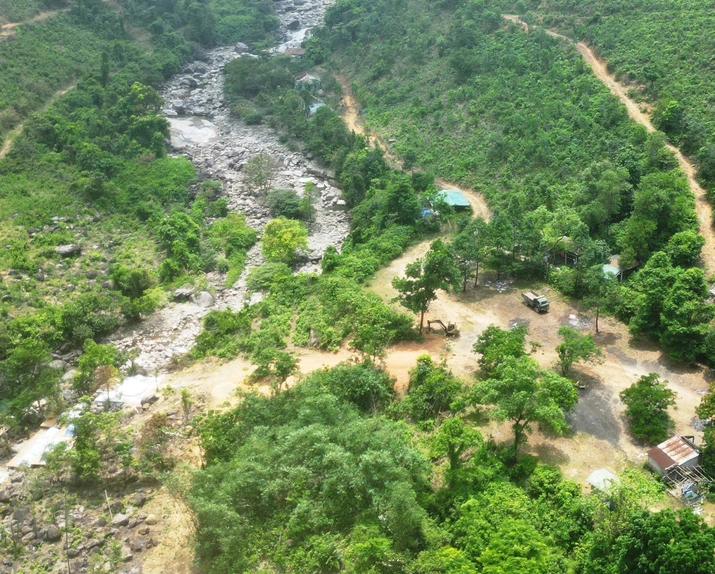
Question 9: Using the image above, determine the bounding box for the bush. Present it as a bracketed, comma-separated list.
[304, 360, 396, 412]
[261, 216, 308, 263]
[246, 262, 292, 293]
[266, 188, 303, 219]
[620, 373, 677, 444]
[403, 355, 463, 421]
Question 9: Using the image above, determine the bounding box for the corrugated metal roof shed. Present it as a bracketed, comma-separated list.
[647, 436, 700, 471]
[438, 189, 470, 209]
[602, 263, 620, 277]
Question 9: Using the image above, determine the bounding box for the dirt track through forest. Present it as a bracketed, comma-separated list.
[503, 14, 715, 274]
[336, 75, 492, 220]
[0, 84, 75, 159]
[0, 8, 68, 38]
[333, 28, 714, 498]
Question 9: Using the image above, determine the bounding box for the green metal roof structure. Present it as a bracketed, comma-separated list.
[438, 189, 471, 209]
[602, 263, 620, 277]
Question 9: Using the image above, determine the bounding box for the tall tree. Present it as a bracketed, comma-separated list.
[472, 356, 577, 462]
[405, 355, 463, 421]
[472, 324, 527, 377]
[555, 326, 603, 377]
[614, 509, 715, 574]
[696, 383, 715, 476]
[431, 417, 482, 488]
[0, 339, 61, 428]
[479, 519, 551, 574]
[659, 267, 715, 362]
[453, 217, 488, 291]
[582, 266, 620, 334]
[392, 239, 460, 333]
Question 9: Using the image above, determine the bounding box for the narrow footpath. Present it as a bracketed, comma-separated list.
[0, 84, 75, 159]
[0, 8, 69, 38]
[504, 14, 715, 274]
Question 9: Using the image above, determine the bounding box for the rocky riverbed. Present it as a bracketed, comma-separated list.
[109, 0, 348, 373]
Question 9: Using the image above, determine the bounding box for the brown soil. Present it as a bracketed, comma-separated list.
[0, 8, 69, 38]
[369, 243, 710, 488]
[141, 488, 201, 574]
[503, 14, 715, 275]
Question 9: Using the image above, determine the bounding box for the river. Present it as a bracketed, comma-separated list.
[108, 0, 348, 373]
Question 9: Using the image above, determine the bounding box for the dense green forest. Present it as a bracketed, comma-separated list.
[3, 0, 715, 571]
[303, 0, 715, 362]
[0, 0, 64, 22]
[189, 357, 715, 574]
[498, 0, 715, 192]
[192, 24, 715, 570]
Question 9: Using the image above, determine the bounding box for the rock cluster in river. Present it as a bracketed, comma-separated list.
[110, 0, 348, 373]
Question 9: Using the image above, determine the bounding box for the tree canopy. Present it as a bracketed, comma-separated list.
[392, 239, 460, 332]
[472, 355, 578, 461]
[620, 373, 677, 444]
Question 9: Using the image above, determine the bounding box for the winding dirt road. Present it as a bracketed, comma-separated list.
[336, 74, 492, 221]
[504, 14, 715, 273]
[333, 23, 714, 498]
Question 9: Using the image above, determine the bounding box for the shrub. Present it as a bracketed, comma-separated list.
[266, 188, 303, 219]
[620, 373, 677, 444]
[246, 262, 292, 293]
[403, 355, 463, 421]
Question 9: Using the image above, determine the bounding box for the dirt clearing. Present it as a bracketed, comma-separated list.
[368, 239, 710, 488]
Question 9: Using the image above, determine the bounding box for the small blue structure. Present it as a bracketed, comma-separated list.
[602, 255, 637, 282]
[438, 189, 471, 211]
[602, 263, 620, 278]
[309, 102, 326, 116]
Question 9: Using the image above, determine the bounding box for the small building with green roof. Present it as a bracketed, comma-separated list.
[437, 189, 471, 211]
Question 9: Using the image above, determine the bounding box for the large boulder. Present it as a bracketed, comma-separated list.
[121, 545, 133, 562]
[132, 492, 147, 507]
[234, 42, 249, 53]
[45, 525, 62, 542]
[192, 291, 215, 308]
[140, 394, 159, 406]
[174, 286, 195, 300]
[112, 513, 129, 527]
[55, 244, 82, 257]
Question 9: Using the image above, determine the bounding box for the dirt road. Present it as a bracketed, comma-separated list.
[335, 74, 492, 221]
[0, 8, 68, 38]
[503, 14, 715, 274]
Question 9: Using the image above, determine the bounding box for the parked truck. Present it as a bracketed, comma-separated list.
[522, 291, 549, 313]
